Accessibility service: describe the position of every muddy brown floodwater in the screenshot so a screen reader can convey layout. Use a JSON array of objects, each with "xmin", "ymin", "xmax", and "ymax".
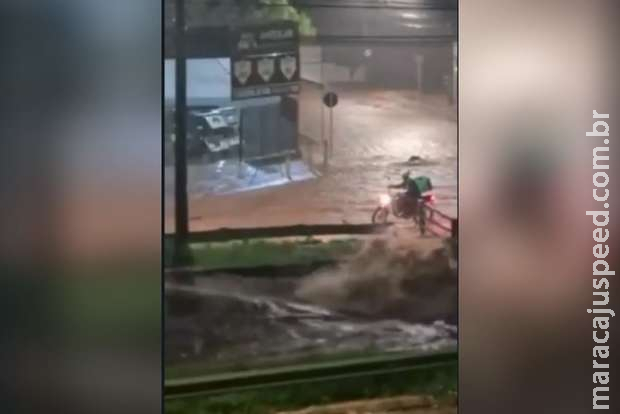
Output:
[
  {"xmin": 165, "ymin": 231, "xmax": 457, "ymax": 367},
  {"xmin": 164, "ymin": 86, "xmax": 456, "ymax": 232}
]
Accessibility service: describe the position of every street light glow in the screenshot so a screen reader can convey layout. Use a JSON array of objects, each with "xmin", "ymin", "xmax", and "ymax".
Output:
[
  {"xmin": 401, "ymin": 12, "xmax": 422, "ymax": 19},
  {"xmin": 403, "ymin": 23, "xmax": 425, "ymax": 29}
]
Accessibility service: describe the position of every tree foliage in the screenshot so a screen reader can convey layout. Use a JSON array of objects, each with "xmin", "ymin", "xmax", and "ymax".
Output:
[
  {"xmin": 238, "ymin": 0, "xmax": 317, "ymax": 36},
  {"xmin": 166, "ymin": 0, "xmax": 317, "ymax": 36}
]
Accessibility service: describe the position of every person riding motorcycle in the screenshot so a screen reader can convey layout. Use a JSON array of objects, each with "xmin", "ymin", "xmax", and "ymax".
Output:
[{"xmin": 388, "ymin": 171, "xmax": 433, "ymax": 215}]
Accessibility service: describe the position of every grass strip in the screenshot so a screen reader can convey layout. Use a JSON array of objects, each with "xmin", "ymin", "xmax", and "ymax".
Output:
[
  {"xmin": 165, "ymin": 238, "xmax": 362, "ymax": 270},
  {"xmin": 165, "ymin": 361, "xmax": 456, "ymax": 414}
]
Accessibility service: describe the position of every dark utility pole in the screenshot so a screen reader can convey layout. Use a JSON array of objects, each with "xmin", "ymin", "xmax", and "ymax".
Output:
[{"xmin": 174, "ymin": 0, "xmax": 190, "ymax": 265}]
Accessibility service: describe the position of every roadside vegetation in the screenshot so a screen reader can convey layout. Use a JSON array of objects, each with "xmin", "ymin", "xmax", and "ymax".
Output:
[
  {"xmin": 164, "ymin": 237, "xmax": 362, "ymax": 270},
  {"xmin": 165, "ymin": 362, "xmax": 457, "ymax": 414}
]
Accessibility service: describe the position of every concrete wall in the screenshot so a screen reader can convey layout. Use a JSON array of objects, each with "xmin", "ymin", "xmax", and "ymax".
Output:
[
  {"xmin": 320, "ymin": 43, "xmax": 453, "ymax": 92},
  {"xmin": 164, "ymin": 58, "xmax": 231, "ymax": 107},
  {"xmin": 300, "ymin": 45, "xmax": 367, "ymax": 85}
]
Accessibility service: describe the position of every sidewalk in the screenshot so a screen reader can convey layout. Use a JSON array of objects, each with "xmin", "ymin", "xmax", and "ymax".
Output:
[
  {"xmin": 277, "ymin": 395, "xmax": 456, "ymax": 414},
  {"xmin": 183, "ymin": 158, "xmax": 319, "ymax": 198}
]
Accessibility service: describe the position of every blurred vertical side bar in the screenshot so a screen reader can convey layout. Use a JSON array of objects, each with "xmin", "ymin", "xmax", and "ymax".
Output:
[
  {"xmin": 0, "ymin": 1, "xmax": 162, "ymax": 413},
  {"xmin": 460, "ymin": 1, "xmax": 619, "ymax": 413}
]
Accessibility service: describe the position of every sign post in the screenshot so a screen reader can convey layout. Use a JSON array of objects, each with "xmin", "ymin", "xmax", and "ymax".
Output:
[
  {"xmin": 322, "ymin": 92, "xmax": 338, "ymax": 158},
  {"xmin": 237, "ymin": 110, "xmax": 244, "ymax": 177},
  {"xmin": 415, "ymin": 53, "xmax": 425, "ymax": 98},
  {"xmin": 329, "ymin": 106, "xmax": 334, "ymax": 156}
]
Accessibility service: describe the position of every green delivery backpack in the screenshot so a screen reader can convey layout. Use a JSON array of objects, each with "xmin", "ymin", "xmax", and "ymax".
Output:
[{"xmin": 411, "ymin": 176, "xmax": 433, "ymax": 195}]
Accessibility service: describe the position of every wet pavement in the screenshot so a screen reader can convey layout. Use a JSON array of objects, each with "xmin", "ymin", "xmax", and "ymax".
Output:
[
  {"xmin": 164, "ymin": 87, "xmax": 456, "ymax": 232},
  {"xmin": 171, "ymin": 158, "xmax": 317, "ymax": 196},
  {"xmin": 276, "ymin": 395, "xmax": 456, "ymax": 414}
]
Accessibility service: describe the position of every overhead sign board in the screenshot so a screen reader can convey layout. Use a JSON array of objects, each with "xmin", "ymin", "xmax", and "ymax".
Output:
[{"xmin": 230, "ymin": 21, "xmax": 300, "ymax": 100}]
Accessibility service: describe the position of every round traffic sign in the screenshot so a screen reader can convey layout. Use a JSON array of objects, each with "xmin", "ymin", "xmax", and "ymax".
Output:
[{"xmin": 323, "ymin": 92, "xmax": 338, "ymax": 108}]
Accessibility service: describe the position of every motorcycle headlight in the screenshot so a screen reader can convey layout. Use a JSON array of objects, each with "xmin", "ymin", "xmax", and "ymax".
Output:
[{"xmin": 380, "ymin": 194, "xmax": 391, "ymax": 206}]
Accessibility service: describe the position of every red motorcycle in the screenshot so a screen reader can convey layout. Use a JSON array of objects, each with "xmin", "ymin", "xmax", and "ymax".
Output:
[{"xmin": 371, "ymin": 190, "xmax": 436, "ymax": 235}]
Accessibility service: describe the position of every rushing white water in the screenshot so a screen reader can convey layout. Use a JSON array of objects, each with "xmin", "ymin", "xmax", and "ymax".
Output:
[{"xmin": 166, "ymin": 233, "xmax": 457, "ymax": 365}]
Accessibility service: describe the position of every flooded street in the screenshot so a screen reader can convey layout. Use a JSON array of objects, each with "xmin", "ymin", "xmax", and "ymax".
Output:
[
  {"xmin": 164, "ymin": 87, "xmax": 457, "ymax": 369},
  {"xmin": 164, "ymin": 86, "xmax": 456, "ymax": 231},
  {"xmin": 166, "ymin": 234, "xmax": 457, "ymax": 367}
]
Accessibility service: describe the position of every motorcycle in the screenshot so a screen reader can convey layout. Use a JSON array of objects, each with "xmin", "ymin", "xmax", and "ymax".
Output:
[{"xmin": 371, "ymin": 190, "xmax": 436, "ymax": 235}]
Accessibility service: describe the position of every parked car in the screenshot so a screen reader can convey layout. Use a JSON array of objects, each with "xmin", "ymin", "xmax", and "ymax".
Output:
[
  {"xmin": 164, "ymin": 107, "xmax": 240, "ymax": 164},
  {"xmin": 190, "ymin": 108, "xmax": 240, "ymax": 157}
]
